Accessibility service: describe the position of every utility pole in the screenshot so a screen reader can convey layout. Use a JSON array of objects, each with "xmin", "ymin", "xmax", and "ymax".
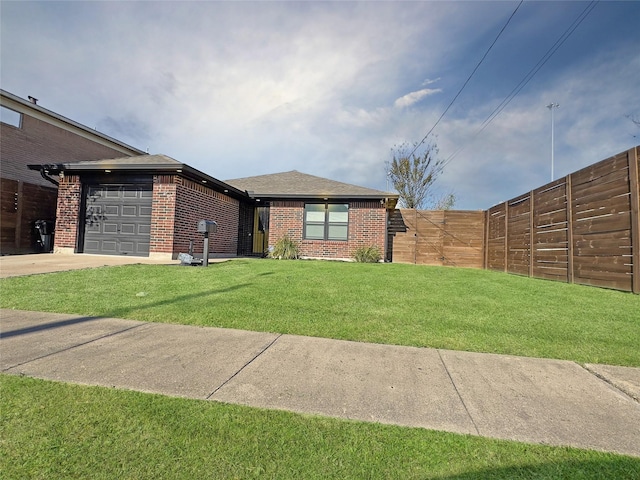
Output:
[{"xmin": 546, "ymin": 103, "xmax": 559, "ymax": 181}]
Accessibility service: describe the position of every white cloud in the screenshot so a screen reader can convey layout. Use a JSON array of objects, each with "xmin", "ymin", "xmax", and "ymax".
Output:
[
  {"xmin": 2, "ymin": 1, "xmax": 638, "ymax": 210},
  {"xmin": 394, "ymin": 88, "xmax": 442, "ymax": 108}
]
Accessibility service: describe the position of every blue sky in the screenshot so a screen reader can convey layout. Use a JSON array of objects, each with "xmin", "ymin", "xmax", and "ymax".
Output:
[{"xmin": 2, "ymin": 1, "xmax": 639, "ymax": 209}]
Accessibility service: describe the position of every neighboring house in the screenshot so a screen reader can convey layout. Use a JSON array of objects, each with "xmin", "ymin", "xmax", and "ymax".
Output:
[
  {"xmin": 225, "ymin": 171, "xmax": 398, "ymax": 260},
  {"xmin": 0, "ymin": 90, "xmax": 144, "ymax": 254},
  {"xmin": 41, "ymin": 157, "xmax": 398, "ymax": 261}
]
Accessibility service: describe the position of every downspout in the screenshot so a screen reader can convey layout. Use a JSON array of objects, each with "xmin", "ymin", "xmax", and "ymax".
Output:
[
  {"xmin": 39, "ymin": 167, "xmax": 59, "ymax": 187},
  {"xmin": 27, "ymin": 164, "xmax": 60, "ymax": 187}
]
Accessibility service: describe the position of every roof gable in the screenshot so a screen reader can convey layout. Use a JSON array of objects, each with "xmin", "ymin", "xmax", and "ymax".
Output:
[{"xmin": 226, "ymin": 170, "xmax": 396, "ymax": 199}]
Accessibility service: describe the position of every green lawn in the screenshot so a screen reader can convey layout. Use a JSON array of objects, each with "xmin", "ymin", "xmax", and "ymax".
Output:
[
  {"xmin": 2, "ymin": 375, "xmax": 639, "ymax": 480},
  {"xmin": 1, "ymin": 258, "xmax": 638, "ymax": 366}
]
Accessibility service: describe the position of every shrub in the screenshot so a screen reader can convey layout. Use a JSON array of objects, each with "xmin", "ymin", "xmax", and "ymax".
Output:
[
  {"xmin": 269, "ymin": 236, "xmax": 300, "ymax": 260},
  {"xmin": 354, "ymin": 245, "xmax": 382, "ymax": 263}
]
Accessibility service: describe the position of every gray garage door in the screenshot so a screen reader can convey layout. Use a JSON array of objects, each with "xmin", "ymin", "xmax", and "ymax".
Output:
[{"xmin": 83, "ymin": 184, "xmax": 153, "ymax": 256}]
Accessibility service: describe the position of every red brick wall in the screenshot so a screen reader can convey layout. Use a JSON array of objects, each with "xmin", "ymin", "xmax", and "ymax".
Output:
[
  {"xmin": 269, "ymin": 200, "xmax": 387, "ymax": 259},
  {"xmin": 150, "ymin": 176, "xmax": 239, "ymax": 257},
  {"xmin": 54, "ymin": 175, "xmax": 82, "ymax": 250},
  {"xmin": 172, "ymin": 178, "xmax": 239, "ymax": 256},
  {"xmin": 150, "ymin": 179, "xmax": 177, "ymax": 254}
]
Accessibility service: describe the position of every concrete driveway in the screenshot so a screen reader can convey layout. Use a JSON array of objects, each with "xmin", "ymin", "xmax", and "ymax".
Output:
[{"xmin": 0, "ymin": 253, "xmax": 234, "ymax": 278}]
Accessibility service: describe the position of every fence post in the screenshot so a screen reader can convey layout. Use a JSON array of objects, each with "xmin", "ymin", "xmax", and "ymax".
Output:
[
  {"xmin": 503, "ymin": 201, "xmax": 509, "ymax": 273},
  {"xmin": 414, "ymin": 208, "xmax": 418, "ymax": 265},
  {"xmin": 529, "ymin": 190, "xmax": 534, "ymax": 278},
  {"xmin": 629, "ymin": 147, "xmax": 640, "ymax": 294},
  {"xmin": 483, "ymin": 209, "xmax": 489, "ymax": 270},
  {"xmin": 566, "ymin": 174, "xmax": 575, "ymax": 285}
]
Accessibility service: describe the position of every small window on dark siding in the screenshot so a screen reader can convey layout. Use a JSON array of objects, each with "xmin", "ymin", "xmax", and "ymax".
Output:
[
  {"xmin": 304, "ymin": 203, "xmax": 349, "ymax": 241},
  {"xmin": 0, "ymin": 106, "xmax": 22, "ymax": 128}
]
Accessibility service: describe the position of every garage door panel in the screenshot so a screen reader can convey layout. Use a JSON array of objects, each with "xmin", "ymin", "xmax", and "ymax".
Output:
[
  {"xmin": 122, "ymin": 205, "xmax": 137, "ymax": 216},
  {"xmin": 103, "ymin": 223, "xmax": 118, "ymax": 234},
  {"xmin": 121, "ymin": 224, "xmax": 136, "ymax": 234},
  {"xmin": 105, "ymin": 188, "xmax": 120, "ymax": 198},
  {"xmin": 104, "ymin": 205, "xmax": 119, "ymax": 215},
  {"xmin": 83, "ymin": 184, "xmax": 153, "ymax": 257},
  {"xmin": 101, "ymin": 241, "xmax": 118, "ymax": 253}
]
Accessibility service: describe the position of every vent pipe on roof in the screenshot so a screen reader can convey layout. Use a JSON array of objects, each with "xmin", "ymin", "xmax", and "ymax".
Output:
[{"xmin": 28, "ymin": 96, "xmax": 38, "ymax": 105}]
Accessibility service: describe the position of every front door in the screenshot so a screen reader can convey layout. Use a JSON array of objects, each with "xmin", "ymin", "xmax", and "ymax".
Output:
[{"xmin": 252, "ymin": 206, "xmax": 269, "ymax": 255}]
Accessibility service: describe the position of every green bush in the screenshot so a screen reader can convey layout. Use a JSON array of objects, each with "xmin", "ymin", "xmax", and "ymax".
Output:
[
  {"xmin": 354, "ymin": 245, "xmax": 382, "ymax": 263},
  {"xmin": 269, "ymin": 236, "xmax": 300, "ymax": 260}
]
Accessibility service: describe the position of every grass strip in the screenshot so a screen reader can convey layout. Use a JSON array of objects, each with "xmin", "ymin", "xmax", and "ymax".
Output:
[
  {"xmin": 1, "ymin": 259, "xmax": 638, "ymax": 365},
  {"xmin": 2, "ymin": 375, "xmax": 639, "ymax": 479}
]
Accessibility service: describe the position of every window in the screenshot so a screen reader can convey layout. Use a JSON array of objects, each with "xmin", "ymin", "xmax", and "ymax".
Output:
[
  {"xmin": 304, "ymin": 203, "xmax": 349, "ymax": 241},
  {"xmin": 0, "ymin": 106, "xmax": 22, "ymax": 128}
]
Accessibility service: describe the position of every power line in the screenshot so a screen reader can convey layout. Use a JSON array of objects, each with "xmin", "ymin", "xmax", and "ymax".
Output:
[
  {"xmin": 407, "ymin": 0, "xmax": 524, "ymax": 159},
  {"xmin": 444, "ymin": 1, "xmax": 599, "ymax": 166}
]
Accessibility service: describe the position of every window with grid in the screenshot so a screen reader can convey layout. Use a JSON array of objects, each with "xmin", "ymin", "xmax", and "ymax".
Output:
[{"xmin": 304, "ymin": 203, "xmax": 349, "ymax": 241}]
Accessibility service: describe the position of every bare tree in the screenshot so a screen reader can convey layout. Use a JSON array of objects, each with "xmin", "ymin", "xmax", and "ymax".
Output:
[
  {"xmin": 432, "ymin": 192, "xmax": 456, "ymax": 210},
  {"xmin": 626, "ymin": 114, "xmax": 639, "ymax": 138},
  {"xmin": 387, "ymin": 140, "xmax": 452, "ymax": 209}
]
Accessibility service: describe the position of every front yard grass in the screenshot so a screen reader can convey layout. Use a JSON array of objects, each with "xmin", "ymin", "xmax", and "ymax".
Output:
[
  {"xmin": 1, "ymin": 258, "xmax": 638, "ymax": 366},
  {"xmin": 2, "ymin": 375, "xmax": 639, "ymax": 479}
]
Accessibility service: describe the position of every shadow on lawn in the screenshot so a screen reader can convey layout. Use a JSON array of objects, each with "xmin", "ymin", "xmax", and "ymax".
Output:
[
  {"xmin": 0, "ymin": 283, "xmax": 250, "ymax": 338},
  {"xmin": 105, "ymin": 282, "xmax": 252, "ymax": 320},
  {"xmin": 434, "ymin": 457, "xmax": 640, "ymax": 479}
]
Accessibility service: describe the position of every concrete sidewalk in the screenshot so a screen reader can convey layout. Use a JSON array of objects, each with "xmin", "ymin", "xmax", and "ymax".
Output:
[{"xmin": 1, "ymin": 309, "xmax": 639, "ymax": 458}]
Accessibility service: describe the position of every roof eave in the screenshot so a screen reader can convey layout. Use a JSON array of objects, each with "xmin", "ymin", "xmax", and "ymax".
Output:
[
  {"xmin": 247, "ymin": 193, "xmax": 398, "ymax": 200},
  {"xmin": 2, "ymin": 89, "xmax": 146, "ymax": 156},
  {"xmin": 27, "ymin": 162, "xmax": 248, "ymax": 200}
]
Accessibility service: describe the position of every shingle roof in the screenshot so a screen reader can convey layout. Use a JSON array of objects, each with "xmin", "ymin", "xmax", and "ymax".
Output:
[
  {"xmin": 56, "ymin": 154, "xmax": 181, "ymax": 168},
  {"xmin": 28, "ymin": 154, "xmax": 249, "ymax": 199},
  {"xmin": 225, "ymin": 170, "xmax": 397, "ymax": 199}
]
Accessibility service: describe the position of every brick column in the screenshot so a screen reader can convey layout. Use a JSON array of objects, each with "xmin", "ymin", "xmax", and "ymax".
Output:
[{"xmin": 54, "ymin": 175, "xmax": 81, "ymax": 253}]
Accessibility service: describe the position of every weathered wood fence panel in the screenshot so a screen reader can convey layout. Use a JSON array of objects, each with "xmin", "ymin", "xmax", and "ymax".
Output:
[
  {"xmin": 0, "ymin": 178, "xmax": 58, "ymax": 254},
  {"xmin": 485, "ymin": 146, "xmax": 639, "ymax": 293},
  {"xmin": 388, "ymin": 209, "xmax": 484, "ymax": 268}
]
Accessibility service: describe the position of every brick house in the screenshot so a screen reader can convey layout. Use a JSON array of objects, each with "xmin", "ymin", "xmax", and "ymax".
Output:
[
  {"xmin": 45, "ymin": 159, "xmax": 397, "ymax": 261},
  {"xmin": 226, "ymin": 171, "xmax": 398, "ymax": 260},
  {"xmin": 0, "ymin": 90, "xmax": 144, "ymax": 254},
  {"xmin": 45, "ymin": 155, "xmax": 247, "ymax": 259},
  {"xmin": 6, "ymin": 89, "xmax": 399, "ymax": 261}
]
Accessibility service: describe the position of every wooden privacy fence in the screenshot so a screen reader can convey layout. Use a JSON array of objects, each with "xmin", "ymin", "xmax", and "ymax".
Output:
[
  {"xmin": 389, "ymin": 146, "xmax": 639, "ymax": 293},
  {"xmin": 388, "ymin": 209, "xmax": 485, "ymax": 268},
  {"xmin": 486, "ymin": 146, "xmax": 639, "ymax": 293}
]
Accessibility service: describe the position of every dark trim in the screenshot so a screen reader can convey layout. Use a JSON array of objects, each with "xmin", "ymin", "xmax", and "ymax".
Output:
[
  {"xmin": 303, "ymin": 202, "xmax": 349, "ymax": 242},
  {"xmin": 28, "ymin": 162, "xmax": 249, "ymax": 201}
]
